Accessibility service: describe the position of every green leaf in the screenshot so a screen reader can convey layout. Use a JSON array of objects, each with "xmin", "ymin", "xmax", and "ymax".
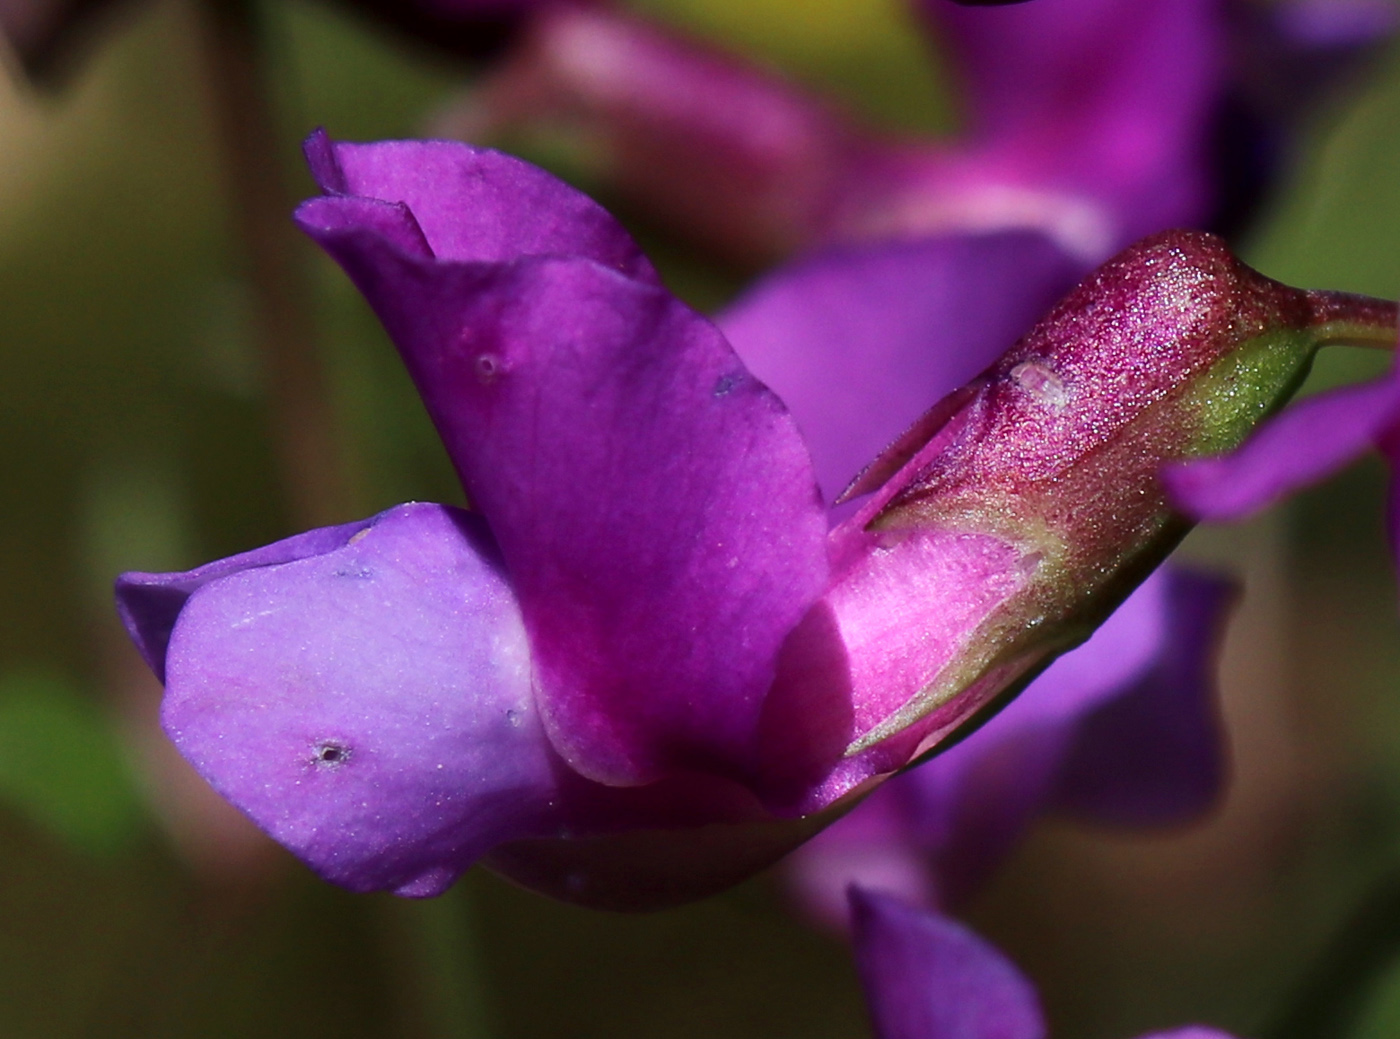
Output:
[
  {"xmin": 0, "ymin": 672, "xmax": 145, "ymax": 856},
  {"xmin": 1350, "ymin": 955, "xmax": 1400, "ymax": 1039}
]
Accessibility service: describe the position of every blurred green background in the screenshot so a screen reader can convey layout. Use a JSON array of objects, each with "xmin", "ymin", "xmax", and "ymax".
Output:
[{"xmin": 1, "ymin": 0, "xmax": 1399, "ymax": 1036}]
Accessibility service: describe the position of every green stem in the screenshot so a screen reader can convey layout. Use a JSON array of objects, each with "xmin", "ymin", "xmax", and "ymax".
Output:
[
  {"xmin": 1266, "ymin": 866, "xmax": 1400, "ymax": 1039},
  {"xmin": 385, "ymin": 884, "xmax": 499, "ymax": 1039},
  {"xmin": 1305, "ymin": 290, "xmax": 1399, "ymax": 351},
  {"xmin": 195, "ymin": 0, "xmax": 354, "ymax": 528}
]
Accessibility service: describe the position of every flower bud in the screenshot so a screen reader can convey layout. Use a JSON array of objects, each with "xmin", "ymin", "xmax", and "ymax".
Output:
[{"xmin": 834, "ymin": 229, "xmax": 1396, "ymax": 752}]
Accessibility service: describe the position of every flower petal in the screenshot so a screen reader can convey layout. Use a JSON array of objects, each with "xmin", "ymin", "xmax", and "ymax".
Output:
[
  {"xmin": 297, "ymin": 135, "xmax": 830, "ymax": 789},
  {"xmin": 717, "ymin": 233, "xmax": 1083, "ymax": 503},
  {"xmin": 1165, "ymin": 368, "xmax": 1400, "ymax": 520},
  {"xmin": 1052, "ymin": 569, "xmax": 1233, "ymax": 825},
  {"xmin": 850, "ymin": 888, "xmax": 1047, "ymax": 1039},
  {"xmin": 302, "ymin": 130, "xmax": 660, "ymax": 280},
  {"xmin": 918, "ymin": 0, "xmax": 1224, "ymax": 244},
  {"xmin": 786, "ymin": 570, "xmax": 1176, "ymax": 914},
  {"xmin": 115, "ymin": 517, "xmax": 376, "ymax": 683},
  {"xmin": 156, "ymin": 503, "xmax": 560, "ymax": 896}
]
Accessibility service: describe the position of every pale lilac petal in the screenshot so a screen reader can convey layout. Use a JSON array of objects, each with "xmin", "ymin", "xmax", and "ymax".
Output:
[
  {"xmin": 297, "ymin": 134, "xmax": 829, "ymax": 789},
  {"xmin": 1137, "ymin": 1031, "xmax": 1240, "ymax": 1039},
  {"xmin": 850, "ymin": 888, "xmax": 1047, "ymax": 1039},
  {"xmin": 155, "ymin": 503, "xmax": 561, "ymax": 896},
  {"xmin": 1053, "ymin": 570, "xmax": 1232, "ymax": 825},
  {"xmin": 1165, "ymin": 370, "xmax": 1400, "ymax": 520},
  {"xmin": 717, "ymin": 233, "xmax": 1083, "ymax": 502},
  {"xmin": 115, "ymin": 517, "xmax": 375, "ymax": 683},
  {"xmin": 884, "ymin": 573, "xmax": 1174, "ymax": 904}
]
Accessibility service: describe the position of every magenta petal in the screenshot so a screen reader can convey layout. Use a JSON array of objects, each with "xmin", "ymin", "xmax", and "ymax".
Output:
[
  {"xmin": 298, "ymin": 135, "xmax": 829, "ymax": 789},
  {"xmin": 1053, "ymin": 570, "xmax": 1233, "ymax": 825},
  {"xmin": 157, "ymin": 503, "xmax": 560, "ymax": 896},
  {"xmin": 1165, "ymin": 368, "xmax": 1400, "ymax": 520},
  {"xmin": 850, "ymin": 888, "xmax": 1047, "ymax": 1039},
  {"xmin": 717, "ymin": 233, "xmax": 1083, "ymax": 502},
  {"xmin": 786, "ymin": 567, "xmax": 1229, "ymax": 913},
  {"xmin": 885, "ymin": 573, "xmax": 1172, "ymax": 905},
  {"xmin": 116, "ymin": 517, "xmax": 376, "ymax": 682}
]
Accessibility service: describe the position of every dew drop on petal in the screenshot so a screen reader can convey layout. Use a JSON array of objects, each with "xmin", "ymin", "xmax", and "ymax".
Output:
[{"xmin": 1012, "ymin": 360, "xmax": 1069, "ymax": 407}]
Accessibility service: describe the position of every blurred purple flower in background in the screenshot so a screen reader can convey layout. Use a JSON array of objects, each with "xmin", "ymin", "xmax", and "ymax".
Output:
[
  {"xmin": 456, "ymin": 0, "xmax": 1395, "ymax": 266},
  {"xmin": 113, "ymin": 131, "xmax": 1396, "ymax": 909},
  {"xmin": 851, "ymin": 886, "xmax": 1240, "ymax": 1039}
]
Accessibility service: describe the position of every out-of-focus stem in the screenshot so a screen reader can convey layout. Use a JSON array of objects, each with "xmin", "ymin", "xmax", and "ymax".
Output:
[
  {"xmin": 1266, "ymin": 866, "xmax": 1400, "ymax": 1039},
  {"xmin": 382, "ymin": 884, "xmax": 499, "ymax": 1039},
  {"xmin": 194, "ymin": 0, "xmax": 353, "ymax": 529}
]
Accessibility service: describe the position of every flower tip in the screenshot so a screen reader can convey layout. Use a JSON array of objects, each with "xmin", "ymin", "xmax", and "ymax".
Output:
[
  {"xmin": 303, "ymin": 127, "xmax": 347, "ymax": 195},
  {"xmin": 114, "ymin": 573, "xmax": 187, "ymax": 683},
  {"xmin": 124, "ymin": 504, "xmax": 565, "ymax": 895},
  {"xmin": 849, "ymin": 887, "xmax": 1046, "ymax": 1039}
]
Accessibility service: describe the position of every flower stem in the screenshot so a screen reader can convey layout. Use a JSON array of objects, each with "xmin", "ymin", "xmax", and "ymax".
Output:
[
  {"xmin": 1305, "ymin": 290, "xmax": 1398, "ymax": 351},
  {"xmin": 383, "ymin": 883, "xmax": 499, "ymax": 1039},
  {"xmin": 1266, "ymin": 866, "xmax": 1400, "ymax": 1039},
  {"xmin": 194, "ymin": 0, "xmax": 354, "ymax": 529}
]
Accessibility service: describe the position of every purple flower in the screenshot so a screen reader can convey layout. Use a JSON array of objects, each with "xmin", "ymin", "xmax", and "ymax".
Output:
[
  {"xmin": 115, "ymin": 134, "xmax": 1395, "ymax": 907},
  {"xmin": 788, "ymin": 569, "xmax": 1232, "ymax": 925},
  {"xmin": 851, "ymin": 887, "xmax": 1239, "ymax": 1039},
  {"xmin": 457, "ymin": 0, "xmax": 1392, "ymax": 265},
  {"xmin": 715, "ymin": 233, "xmax": 1085, "ymax": 505},
  {"xmin": 713, "ymin": 229, "xmax": 1234, "ymax": 922},
  {"xmin": 1166, "ymin": 355, "xmax": 1400, "ymax": 560}
]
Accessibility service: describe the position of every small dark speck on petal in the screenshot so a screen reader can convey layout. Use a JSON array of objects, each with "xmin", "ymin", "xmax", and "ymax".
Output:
[
  {"xmin": 313, "ymin": 741, "xmax": 351, "ymax": 768},
  {"xmin": 476, "ymin": 353, "xmax": 503, "ymax": 385},
  {"xmin": 713, "ymin": 372, "xmax": 742, "ymax": 397}
]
